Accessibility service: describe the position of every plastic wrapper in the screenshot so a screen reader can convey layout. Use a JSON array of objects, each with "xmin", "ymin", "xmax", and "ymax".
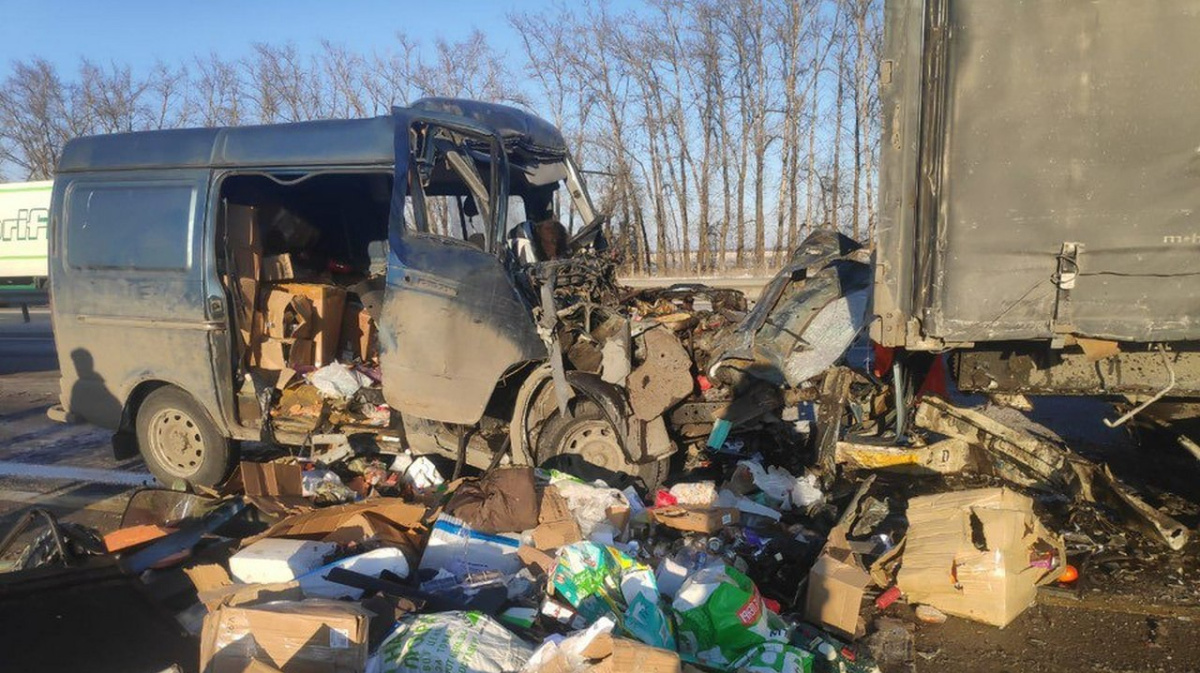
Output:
[
  {"xmin": 548, "ymin": 478, "xmax": 629, "ymax": 540},
  {"xmin": 308, "ymin": 363, "xmax": 372, "ymax": 398},
  {"xmin": 671, "ymin": 563, "xmax": 788, "ymax": 668},
  {"xmin": 668, "ymin": 482, "xmax": 719, "ymax": 507},
  {"xmin": 734, "ymin": 461, "xmax": 798, "ymax": 510},
  {"xmin": 521, "ymin": 616, "xmax": 616, "ymax": 673},
  {"xmin": 390, "ymin": 451, "xmax": 445, "ymax": 490},
  {"xmin": 550, "ymin": 542, "xmax": 675, "ymax": 651},
  {"xmin": 790, "ymin": 474, "xmax": 825, "ymax": 509},
  {"xmin": 369, "ymin": 610, "xmax": 534, "ymax": 673}
]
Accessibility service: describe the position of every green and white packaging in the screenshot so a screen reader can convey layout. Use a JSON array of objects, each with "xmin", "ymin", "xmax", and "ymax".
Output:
[
  {"xmin": 550, "ymin": 541, "xmax": 675, "ymax": 651},
  {"xmin": 671, "ymin": 563, "xmax": 789, "ymax": 667},
  {"xmin": 733, "ymin": 643, "xmax": 815, "ymax": 673},
  {"xmin": 369, "ymin": 610, "xmax": 534, "ymax": 673}
]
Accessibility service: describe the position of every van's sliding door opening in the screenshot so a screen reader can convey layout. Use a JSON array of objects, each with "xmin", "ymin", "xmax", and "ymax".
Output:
[{"xmin": 215, "ymin": 171, "xmax": 393, "ymax": 436}]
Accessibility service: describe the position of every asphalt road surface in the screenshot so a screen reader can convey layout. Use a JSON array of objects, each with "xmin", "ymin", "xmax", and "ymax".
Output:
[{"xmin": 0, "ymin": 307, "xmax": 153, "ymax": 565}]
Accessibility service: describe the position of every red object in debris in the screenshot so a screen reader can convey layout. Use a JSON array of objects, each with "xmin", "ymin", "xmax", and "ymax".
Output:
[
  {"xmin": 654, "ymin": 490, "xmax": 678, "ymax": 508},
  {"xmin": 875, "ymin": 585, "xmax": 902, "ymax": 610},
  {"xmin": 763, "ymin": 597, "xmax": 781, "ymax": 614},
  {"xmin": 697, "ymin": 375, "xmax": 713, "ymax": 392},
  {"xmin": 328, "ymin": 259, "xmax": 354, "ymax": 274},
  {"xmin": 1058, "ymin": 564, "xmax": 1080, "ymax": 584}
]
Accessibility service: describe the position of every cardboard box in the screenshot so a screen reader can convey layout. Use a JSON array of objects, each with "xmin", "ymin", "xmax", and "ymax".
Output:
[
  {"xmin": 262, "ymin": 253, "xmax": 299, "ymax": 282},
  {"xmin": 895, "ymin": 487, "xmax": 1066, "ymax": 627},
  {"xmin": 241, "ymin": 461, "xmax": 311, "ymax": 513},
  {"xmin": 340, "ymin": 305, "xmax": 378, "ymax": 363},
  {"xmin": 532, "ymin": 486, "xmax": 583, "ymax": 550},
  {"xmin": 226, "ymin": 204, "xmax": 261, "ymax": 252},
  {"xmin": 244, "ymin": 500, "xmax": 427, "ymax": 557},
  {"xmin": 804, "ymin": 548, "xmax": 871, "ymax": 639},
  {"xmin": 199, "ymin": 599, "xmax": 369, "ymax": 673},
  {"xmin": 257, "ymin": 338, "xmax": 316, "ymax": 370},
  {"xmin": 649, "ymin": 506, "xmax": 738, "ymax": 534},
  {"xmin": 532, "ymin": 519, "xmax": 583, "ymax": 551},
  {"xmin": 277, "ymin": 283, "xmax": 346, "ymax": 367},
  {"xmin": 581, "ymin": 635, "xmax": 681, "ymax": 673},
  {"xmin": 263, "ymin": 290, "xmax": 314, "ymax": 340},
  {"xmin": 229, "ymin": 538, "xmax": 338, "ymax": 584},
  {"xmin": 242, "ymin": 461, "xmax": 303, "ymax": 497}
]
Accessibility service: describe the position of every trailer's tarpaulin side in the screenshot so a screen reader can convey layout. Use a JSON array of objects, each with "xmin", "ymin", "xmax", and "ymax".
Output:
[{"xmin": 878, "ymin": 0, "xmax": 1200, "ymax": 346}]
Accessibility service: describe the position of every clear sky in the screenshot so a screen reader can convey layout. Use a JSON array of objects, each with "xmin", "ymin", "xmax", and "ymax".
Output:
[{"xmin": 0, "ymin": 0, "xmax": 567, "ymax": 73}]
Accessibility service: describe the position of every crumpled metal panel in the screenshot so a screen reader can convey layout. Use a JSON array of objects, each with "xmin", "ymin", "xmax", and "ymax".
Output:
[{"xmin": 709, "ymin": 230, "xmax": 872, "ymax": 388}]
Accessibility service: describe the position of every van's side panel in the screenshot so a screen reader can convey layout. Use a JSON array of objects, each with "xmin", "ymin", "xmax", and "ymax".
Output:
[{"xmin": 50, "ymin": 169, "xmax": 228, "ymax": 431}]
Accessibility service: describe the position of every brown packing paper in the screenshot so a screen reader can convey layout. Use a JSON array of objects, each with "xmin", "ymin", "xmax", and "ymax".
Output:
[{"xmin": 895, "ymin": 487, "xmax": 1066, "ymax": 628}]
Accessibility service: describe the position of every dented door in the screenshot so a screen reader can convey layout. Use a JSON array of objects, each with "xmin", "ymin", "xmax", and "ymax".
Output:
[{"xmin": 378, "ymin": 111, "xmax": 543, "ymax": 425}]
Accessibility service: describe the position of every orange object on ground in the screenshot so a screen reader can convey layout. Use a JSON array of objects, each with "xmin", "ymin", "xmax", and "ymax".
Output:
[
  {"xmin": 103, "ymin": 524, "xmax": 175, "ymax": 553},
  {"xmin": 1058, "ymin": 564, "xmax": 1080, "ymax": 583}
]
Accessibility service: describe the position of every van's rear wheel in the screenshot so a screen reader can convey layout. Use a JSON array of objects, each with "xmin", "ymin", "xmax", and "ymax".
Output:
[{"xmin": 136, "ymin": 387, "xmax": 233, "ymax": 487}]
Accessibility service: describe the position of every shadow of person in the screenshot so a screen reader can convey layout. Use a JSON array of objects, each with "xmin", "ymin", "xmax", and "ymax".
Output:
[{"xmin": 66, "ymin": 348, "xmax": 123, "ymax": 431}]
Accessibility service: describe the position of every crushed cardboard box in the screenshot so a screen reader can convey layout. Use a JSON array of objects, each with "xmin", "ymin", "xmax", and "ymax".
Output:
[
  {"xmin": 895, "ymin": 487, "xmax": 1065, "ymax": 628},
  {"xmin": 199, "ymin": 599, "xmax": 369, "ymax": 673},
  {"xmin": 649, "ymin": 506, "xmax": 738, "ymax": 534}
]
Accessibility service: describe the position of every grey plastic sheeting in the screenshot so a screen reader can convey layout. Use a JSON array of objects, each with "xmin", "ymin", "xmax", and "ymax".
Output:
[{"xmin": 879, "ymin": 0, "xmax": 1200, "ymax": 344}]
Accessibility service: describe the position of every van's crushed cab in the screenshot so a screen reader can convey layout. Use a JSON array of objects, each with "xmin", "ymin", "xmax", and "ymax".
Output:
[{"xmin": 48, "ymin": 98, "xmax": 869, "ymax": 488}]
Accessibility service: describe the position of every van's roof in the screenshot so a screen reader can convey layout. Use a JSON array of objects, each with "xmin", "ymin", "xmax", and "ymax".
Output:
[
  {"xmin": 56, "ymin": 99, "xmax": 568, "ymax": 174},
  {"xmin": 57, "ymin": 116, "xmax": 396, "ymax": 173}
]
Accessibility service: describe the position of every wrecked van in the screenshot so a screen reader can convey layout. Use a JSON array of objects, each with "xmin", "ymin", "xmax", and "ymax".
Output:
[
  {"xmin": 48, "ymin": 98, "xmax": 870, "ymax": 487},
  {"xmin": 875, "ymin": 0, "xmax": 1200, "ymax": 428}
]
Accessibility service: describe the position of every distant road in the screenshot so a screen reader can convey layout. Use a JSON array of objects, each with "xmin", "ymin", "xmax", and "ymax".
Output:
[
  {"xmin": 619, "ymin": 276, "xmax": 771, "ymax": 297},
  {"xmin": 0, "ymin": 306, "xmax": 56, "ymax": 374}
]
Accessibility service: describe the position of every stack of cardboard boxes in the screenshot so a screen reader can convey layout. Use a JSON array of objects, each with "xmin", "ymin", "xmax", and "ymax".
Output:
[{"xmin": 224, "ymin": 204, "xmax": 348, "ymax": 371}]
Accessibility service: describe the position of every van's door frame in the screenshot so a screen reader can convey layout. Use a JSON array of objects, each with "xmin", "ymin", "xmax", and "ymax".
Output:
[{"xmin": 208, "ymin": 166, "xmax": 394, "ymax": 440}]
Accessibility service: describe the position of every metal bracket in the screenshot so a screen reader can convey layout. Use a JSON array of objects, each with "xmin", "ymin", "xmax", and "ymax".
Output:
[{"xmin": 1104, "ymin": 344, "xmax": 1176, "ymax": 428}]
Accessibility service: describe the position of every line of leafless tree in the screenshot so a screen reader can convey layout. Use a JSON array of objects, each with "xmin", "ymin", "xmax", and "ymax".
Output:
[{"xmin": 0, "ymin": 0, "xmax": 882, "ymax": 273}]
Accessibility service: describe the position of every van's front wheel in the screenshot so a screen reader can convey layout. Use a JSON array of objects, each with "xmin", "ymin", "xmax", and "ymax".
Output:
[{"xmin": 136, "ymin": 387, "xmax": 233, "ymax": 487}]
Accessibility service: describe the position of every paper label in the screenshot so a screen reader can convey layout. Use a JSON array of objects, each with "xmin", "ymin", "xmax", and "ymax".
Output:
[{"xmin": 330, "ymin": 627, "xmax": 350, "ymax": 649}]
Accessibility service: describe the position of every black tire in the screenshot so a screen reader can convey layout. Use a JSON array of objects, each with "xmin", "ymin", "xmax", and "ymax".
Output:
[
  {"xmin": 136, "ymin": 387, "xmax": 234, "ymax": 487},
  {"xmin": 537, "ymin": 399, "xmax": 668, "ymax": 492}
]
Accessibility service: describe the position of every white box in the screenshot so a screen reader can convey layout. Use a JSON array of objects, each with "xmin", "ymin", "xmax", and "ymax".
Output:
[
  {"xmin": 229, "ymin": 538, "xmax": 338, "ymax": 584},
  {"xmin": 299, "ymin": 547, "xmax": 411, "ymax": 599}
]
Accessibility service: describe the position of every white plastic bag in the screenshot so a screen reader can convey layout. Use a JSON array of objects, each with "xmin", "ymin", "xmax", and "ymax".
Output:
[{"xmin": 308, "ymin": 363, "xmax": 371, "ymax": 398}]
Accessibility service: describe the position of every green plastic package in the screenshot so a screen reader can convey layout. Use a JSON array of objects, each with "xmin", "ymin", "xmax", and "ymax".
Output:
[
  {"xmin": 550, "ymin": 541, "xmax": 675, "ymax": 651},
  {"xmin": 671, "ymin": 563, "xmax": 789, "ymax": 667}
]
